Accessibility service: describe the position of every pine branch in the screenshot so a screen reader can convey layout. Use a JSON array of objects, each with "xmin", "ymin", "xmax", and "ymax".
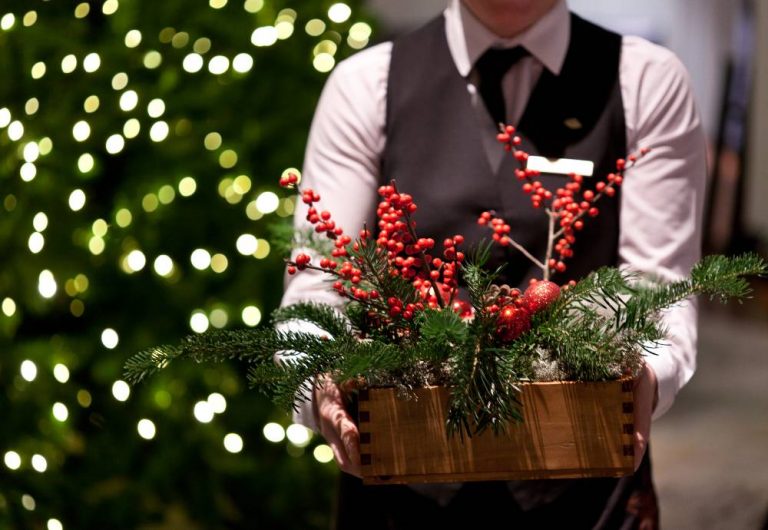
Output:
[{"xmin": 270, "ymin": 302, "xmax": 352, "ymax": 340}]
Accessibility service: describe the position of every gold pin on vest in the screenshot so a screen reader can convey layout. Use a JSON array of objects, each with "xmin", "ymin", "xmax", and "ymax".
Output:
[{"xmin": 564, "ymin": 117, "xmax": 583, "ymax": 129}]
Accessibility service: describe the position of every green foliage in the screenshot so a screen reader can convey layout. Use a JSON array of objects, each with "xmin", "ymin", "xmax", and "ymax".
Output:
[
  {"xmin": 0, "ymin": 1, "xmax": 374, "ymax": 528},
  {"xmin": 126, "ymin": 253, "xmax": 767, "ymax": 439}
]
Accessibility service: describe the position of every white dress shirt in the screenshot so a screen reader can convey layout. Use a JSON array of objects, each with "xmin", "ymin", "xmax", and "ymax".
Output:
[{"xmin": 282, "ymin": 0, "xmax": 707, "ymax": 430}]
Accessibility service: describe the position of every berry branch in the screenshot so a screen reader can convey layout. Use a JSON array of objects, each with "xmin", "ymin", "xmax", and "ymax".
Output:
[{"xmin": 479, "ymin": 125, "xmax": 651, "ymax": 281}]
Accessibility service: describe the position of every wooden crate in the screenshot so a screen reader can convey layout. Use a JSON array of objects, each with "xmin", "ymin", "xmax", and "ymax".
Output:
[{"xmin": 358, "ymin": 379, "xmax": 635, "ymax": 485}]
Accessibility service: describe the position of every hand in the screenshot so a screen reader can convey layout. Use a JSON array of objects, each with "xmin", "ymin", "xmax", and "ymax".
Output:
[
  {"xmin": 633, "ymin": 361, "xmax": 658, "ymax": 471},
  {"xmin": 313, "ymin": 376, "xmax": 361, "ymax": 477}
]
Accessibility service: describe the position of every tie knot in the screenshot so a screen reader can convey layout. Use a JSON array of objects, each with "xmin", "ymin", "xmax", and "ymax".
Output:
[
  {"xmin": 475, "ymin": 46, "xmax": 528, "ymax": 82},
  {"xmin": 474, "ymin": 46, "xmax": 528, "ymax": 126}
]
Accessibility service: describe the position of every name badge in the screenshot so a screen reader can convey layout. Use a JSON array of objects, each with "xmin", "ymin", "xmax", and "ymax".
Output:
[{"xmin": 526, "ymin": 156, "xmax": 594, "ymax": 177}]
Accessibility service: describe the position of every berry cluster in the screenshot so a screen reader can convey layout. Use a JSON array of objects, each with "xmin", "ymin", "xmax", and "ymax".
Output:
[
  {"xmin": 376, "ymin": 184, "xmax": 467, "ymax": 315},
  {"xmin": 279, "ymin": 177, "xmax": 474, "ymax": 324},
  {"xmin": 481, "ymin": 126, "xmax": 650, "ymax": 277}
]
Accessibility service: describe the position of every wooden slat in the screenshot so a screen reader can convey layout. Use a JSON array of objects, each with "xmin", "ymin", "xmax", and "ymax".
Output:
[{"xmin": 359, "ymin": 379, "xmax": 634, "ymax": 485}]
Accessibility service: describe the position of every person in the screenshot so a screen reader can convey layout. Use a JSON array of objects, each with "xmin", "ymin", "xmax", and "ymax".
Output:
[{"xmin": 281, "ymin": 0, "xmax": 706, "ymax": 527}]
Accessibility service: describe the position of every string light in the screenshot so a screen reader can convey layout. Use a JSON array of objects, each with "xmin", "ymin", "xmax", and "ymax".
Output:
[
  {"xmin": 119, "ymin": 90, "xmax": 138, "ymax": 111},
  {"xmin": 1, "ymin": 13, "xmax": 16, "ymax": 31},
  {"xmin": 31, "ymin": 62, "xmax": 46, "ymax": 79},
  {"xmin": 241, "ymin": 305, "xmax": 261, "ymax": 326},
  {"xmin": 21, "ymin": 495, "xmax": 35, "ymax": 511},
  {"xmin": 105, "ymin": 134, "xmax": 125, "ymax": 154},
  {"xmin": 4, "ymin": 451, "xmax": 21, "ymax": 470},
  {"xmin": 69, "ymin": 189, "xmax": 86, "ymax": 211},
  {"xmin": 23, "ymin": 142, "xmax": 40, "ymax": 162},
  {"xmin": 305, "ymin": 19, "xmax": 326, "ymax": 36},
  {"xmin": 149, "ymin": 121, "xmax": 169, "ymax": 142},
  {"xmin": 112, "ymin": 380, "xmax": 130, "ymax": 401},
  {"xmin": 313, "ymin": 444, "xmax": 334, "ymax": 463},
  {"xmin": 125, "ymin": 29, "xmax": 142, "ymax": 48},
  {"xmin": 77, "ymin": 389, "xmax": 92, "ymax": 407},
  {"xmin": 61, "ymin": 54, "xmax": 78, "ymax": 74},
  {"xmin": 123, "ymin": 118, "xmax": 141, "ymax": 138},
  {"xmin": 25, "ymin": 98, "xmax": 40, "ymax": 115},
  {"xmin": 204, "ymin": 132, "xmax": 222, "ymax": 150},
  {"xmin": 112, "ymin": 72, "xmax": 129, "ymax": 90},
  {"xmin": 47, "ymin": 519, "xmax": 64, "ymax": 530},
  {"xmin": 23, "ymin": 11, "xmax": 38, "ymax": 27},
  {"xmin": 103, "ymin": 0, "xmax": 119, "ymax": 16},
  {"xmin": 223, "ymin": 433, "xmax": 243, "ymax": 453},
  {"xmin": 21, "ymin": 360, "xmax": 38, "ymax": 382},
  {"xmin": 313, "ymin": 53, "xmax": 335, "ymax": 73},
  {"xmin": 53, "ymin": 364, "xmax": 70, "ymax": 383},
  {"xmin": 158, "ymin": 180, "xmax": 175, "ymax": 200},
  {"xmin": 74, "ymin": 3, "xmax": 90, "ymax": 18},
  {"xmin": 209, "ymin": 307, "xmax": 228, "ymax": 326},
  {"xmin": 137, "ymin": 419, "xmax": 156, "ymax": 439},
  {"xmin": 143, "ymin": 51, "xmax": 162, "ymax": 69},
  {"xmin": 52, "ymin": 402, "xmax": 69, "ymax": 421},
  {"xmin": 101, "ymin": 328, "xmax": 119, "ymax": 349},
  {"xmin": 193, "ymin": 400, "xmax": 214, "ymax": 422},
  {"xmin": 328, "ymin": 3, "xmax": 352, "ymax": 23},
  {"xmin": 153, "ymin": 255, "xmax": 174, "ymax": 277},
  {"xmin": 115, "ymin": 208, "xmax": 132, "ymax": 227},
  {"xmin": 39, "ymin": 137, "xmax": 53, "ymax": 155},
  {"xmin": 72, "ymin": 120, "xmax": 91, "ymax": 141},
  {"xmin": 126, "ymin": 250, "xmax": 147, "ymax": 272},
  {"xmin": 255, "ymin": 191, "xmax": 279, "ymax": 213},
  {"xmin": 193, "ymin": 37, "xmax": 211, "ymax": 54},
  {"xmin": 210, "ymin": 253, "xmax": 228, "ymax": 273},
  {"xmin": 92, "ymin": 219, "xmax": 108, "ymax": 237},
  {"xmin": 208, "ymin": 55, "xmax": 230, "ymax": 75},
  {"xmin": 178, "ymin": 176, "xmax": 197, "ymax": 196},
  {"xmin": 286, "ymin": 424, "xmax": 312, "ymax": 447},
  {"xmin": 190, "ymin": 311, "xmax": 209, "ymax": 333},
  {"xmin": 262, "ymin": 422, "xmax": 285, "ymax": 443},
  {"xmin": 142, "ymin": 190, "xmax": 160, "ymax": 209},
  {"xmin": 232, "ymin": 53, "xmax": 253, "ymax": 73},
  {"xmin": 0, "ymin": 107, "xmax": 10, "ymax": 127},
  {"xmin": 147, "ymin": 99, "xmax": 165, "ymax": 118},
  {"xmin": 33, "ymin": 212, "xmax": 49, "ymax": 231},
  {"xmin": 210, "ymin": 0, "xmax": 227, "ymax": 8},
  {"xmin": 20, "ymin": 163, "xmax": 37, "ymax": 182},
  {"xmin": 31, "ymin": 454, "xmax": 48, "ymax": 473},
  {"xmin": 183, "ymin": 53, "xmax": 204, "ymax": 73},
  {"xmin": 243, "ymin": 0, "xmax": 264, "ymax": 14},
  {"xmin": 208, "ymin": 392, "xmax": 227, "ymax": 413},
  {"xmin": 190, "ymin": 248, "xmax": 211, "ymax": 270},
  {"xmin": 84, "ymin": 95, "xmax": 100, "ymax": 113},
  {"xmin": 219, "ymin": 149, "xmax": 237, "ymax": 168},
  {"xmin": 38, "ymin": 270, "xmax": 58, "ymax": 298},
  {"xmin": 251, "ymin": 26, "xmax": 278, "ymax": 47},
  {"xmin": 8, "ymin": 120, "xmax": 24, "ymax": 140},
  {"xmin": 78, "ymin": 153, "xmax": 95, "ymax": 173},
  {"xmin": 83, "ymin": 52, "xmax": 101, "ymax": 72},
  {"xmin": 28, "ymin": 232, "xmax": 45, "ymax": 253},
  {"xmin": 2, "ymin": 297, "xmax": 16, "ymax": 317},
  {"xmin": 171, "ymin": 32, "xmax": 189, "ymax": 48},
  {"xmin": 236, "ymin": 234, "xmax": 258, "ymax": 255}
]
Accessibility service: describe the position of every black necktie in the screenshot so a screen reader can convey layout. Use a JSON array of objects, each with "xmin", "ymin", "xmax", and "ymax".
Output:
[{"xmin": 474, "ymin": 46, "xmax": 528, "ymax": 126}]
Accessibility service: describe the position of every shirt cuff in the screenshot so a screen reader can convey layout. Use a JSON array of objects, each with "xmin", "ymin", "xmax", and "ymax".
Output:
[
  {"xmin": 274, "ymin": 319, "xmax": 334, "ymax": 434},
  {"xmin": 643, "ymin": 342, "xmax": 681, "ymax": 421}
]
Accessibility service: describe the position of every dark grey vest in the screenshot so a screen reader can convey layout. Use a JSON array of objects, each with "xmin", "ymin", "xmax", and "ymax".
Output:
[{"xmin": 382, "ymin": 14, "xmax": 626, "ymax": 288}]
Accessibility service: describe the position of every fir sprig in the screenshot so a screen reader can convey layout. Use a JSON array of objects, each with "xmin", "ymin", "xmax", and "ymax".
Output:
[{"xmin": 125, "ymin": 252, "xmax": 766, "ymax": 437}]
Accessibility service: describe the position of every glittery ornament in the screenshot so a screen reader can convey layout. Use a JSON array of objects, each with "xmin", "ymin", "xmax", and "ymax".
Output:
[
  {"xmin": 495, "ymin": 305, "xmax": 531, "ymax": 342},
  {"xmin": 523, "ymin": 280, "xmax": 561, "ymax": 314}
]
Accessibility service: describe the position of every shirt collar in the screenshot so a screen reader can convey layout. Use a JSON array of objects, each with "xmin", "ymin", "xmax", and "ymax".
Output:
[{"xmin": 444, "ymin": 0, "xmax": 570, "ymax": 77}]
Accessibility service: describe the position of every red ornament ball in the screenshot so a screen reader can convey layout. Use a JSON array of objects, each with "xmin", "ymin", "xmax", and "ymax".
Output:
[
  {"xmin": 495, "ymin": 305, "xmax": 531, "ymax": 342},
  {"xmin": 523, "ymin": 280, "xmax": 561, "ymax": 314}
]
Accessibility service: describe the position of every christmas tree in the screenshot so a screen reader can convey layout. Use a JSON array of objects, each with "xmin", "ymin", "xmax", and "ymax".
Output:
[{"xmin": 0, "ymin": 1, "xmax": 372, "ymax": 528}]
